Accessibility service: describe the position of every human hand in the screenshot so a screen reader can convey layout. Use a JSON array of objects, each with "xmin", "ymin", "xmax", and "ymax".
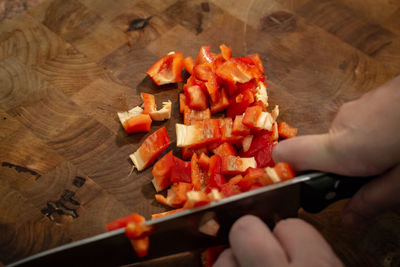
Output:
[
  {"xmin": 213, "ymin": 215, "xmax": 343, "ymax": 267},
  {"xmin": 273, "ymin": 75, "xmax": 400, "ymax": 226}
]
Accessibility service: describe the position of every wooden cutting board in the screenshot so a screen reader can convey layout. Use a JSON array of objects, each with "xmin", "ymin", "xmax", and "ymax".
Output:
[{"xmin": 1, "ymin": 0, "xmax": 400, "ymax": 266}]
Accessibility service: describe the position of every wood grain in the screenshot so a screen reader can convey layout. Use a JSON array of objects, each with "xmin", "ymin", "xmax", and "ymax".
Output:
[{"xmin": 1, "ymin": 0, "xmax": 400, "ymax": 266}]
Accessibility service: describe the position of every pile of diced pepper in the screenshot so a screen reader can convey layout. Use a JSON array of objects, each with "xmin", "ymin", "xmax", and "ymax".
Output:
[{"xmin": 108, "ymin": 44, "xmax": 298, "ymax": 262}]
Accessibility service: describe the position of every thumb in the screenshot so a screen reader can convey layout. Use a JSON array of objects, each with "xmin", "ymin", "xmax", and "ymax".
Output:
[
  {"xmin": 272, "ymin": 134, "xmax": 340, "ymax": 173},
  {"xmin": 342, "ymin": 164, "xmax": 400, "ymax": 227}
]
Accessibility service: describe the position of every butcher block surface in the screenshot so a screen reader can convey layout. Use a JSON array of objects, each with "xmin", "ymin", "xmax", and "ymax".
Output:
[{"xmin": 1, "ymin": 0, "xmax": 400, "ymax": 266}]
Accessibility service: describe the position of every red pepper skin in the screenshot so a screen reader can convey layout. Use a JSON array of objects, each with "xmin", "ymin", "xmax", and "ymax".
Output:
[
  {"xmin": 226, "ymin": 89, "xmax": 255, "ymax": 118},
  {"xmin": 221, "ymin": 183, "xmax": 241, "ymax": 197},
  {"xmin": 141, "ymin": 92, "xmax": 156, "ymax": 114},
  {"xmin": 195, "ymin": 46, "xmax": 215, "ymax": 65},
  {"xmin": 152, "ymin": 151, "xmax": 174, "ymax": 191},
  {"xmin": 210, "ymin": 87, "xmax": 229, "ymax": 114},
  {"xmin": 184, "ymin": 84, "xmax": 208, "ymax": 110},
  {"xmin": 179, "ymin": 93, "xmax": 187, "ymax": 114},
  {"xmin": 219, "ymin": 44, "xmax": 232, "ymax": 60},
  {"xmin": 208, "ymin": 155, "xmax": 226, "ymax": 190},
  {"xmin": 146, "ymin": 52, "xmax": 184, "ymax": 85},
  {"xmin": 123, "ymin": 114, "xmax": 152, "ymax": 134},
  {"xmin": 106, "ymin": 213, "xmax": 145, "ymax": 231},
  {"xmin": 170, "ymin": 156, "xmax": 192, "ymax": 183},
  {"xmin": 239, "ymin": 168, "xmax": 273, "ymax": 192},
  {"xmin": 183, "ymin": 56, "xmax": 194, "ymax": 75},
  {"xmin": 213, "ymin": 142, "xmax": 236, "ymax": 157},
  {"xmin": 132, "ymin": 127, "xmax": 171, "ymax": 171},
  {"xmin": 274, "ymin": 162, "xmax": 295, "ymax": 181},
  {"xmin": 278, "ymin": 122, "xmax": 298, "ymax": 139}
]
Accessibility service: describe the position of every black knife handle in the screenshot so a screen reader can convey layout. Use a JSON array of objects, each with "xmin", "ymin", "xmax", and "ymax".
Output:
[{"xmin": 300, "ymin": 173, "xmax": 375, "ymax": 213}]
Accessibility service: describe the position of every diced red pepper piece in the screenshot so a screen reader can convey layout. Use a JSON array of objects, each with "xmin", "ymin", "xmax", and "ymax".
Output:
[
  {"xmin": 278, "ymin": 122, "xmax": 298, "ymax": 139},
  {"xmin": 195, "ymin": 46, "xmax": 215, "ymax": 65},
  {"xmin": 208, "ymin": 155, "xmax": 227, "ymax": 190},
  {"xmin": 152, "ymin": 151, "xmax": 174, "ymax": 192},
  {"xmin": 184, "ymin": 84, "xmax": 208, "ymax": 110},
  {"xmin": 220, "ymin": 118, "xmax": 243, "ymax": 144},
  {"xmin": 170, "ymin": 156, "xmax": 191, "ymax": 183},
  {"xmin": 221, "ymin": 155, "xmax": 257, "ymax": 175},
  {"xmin": 183, "ymin": 56, "xmax": 194, "ymax": 74},
  {"xmin": 235, "ymin": 57, "xmax": 263, "ymax": 80},
  {"xmin": 228, "ymin": 174, "xmax": 243, "ymax": 185},
  {"xmin": 146, "ymin": 52, "xmax": 184, "ymax": 85},
  {"xmin": 125, "ymin": 222, "xmax": 154, "ymax": 240},
  {"xmin": 242, "ymin": 135, "xmax": 253, "ymax": 153},
  {"xmin": 184, "ymin": 107, "xmax": 211, "ymax": 125},
  {"xmin": 181, "ymin": 146, "xmax": 208, "ymax": 160},
  {"xmin": 123, "ymin": 114, "xmax": 152, "ymax": 134},
  {"xmin": 221, "ymin": 182, "xmax": 241, "ymax": 197},
  {"xmin": 155, "ymin": 182, "xmax": 193, "ymax": 208},
  {"xmin": 183, "ymin": 190, "xmax": 210, "ymax": 208},
  {"xmin": 241, "ymin": 131, "xmax": 274, "ymax": 168},
  {"xmin": 130, "ymin": 127, "xmax": 170, "ymax": 171},
  {"xmin": 215, "ymin": 58, "xmax": 253, "ymax": 85},
  {"xmin": 191, "ymin": 154, "xmax": 202, "ymax": 190},
  {"xmin": 226, "ymin": 89, "xmax": 255, "ymax": 118},
  {"xmin": 232, "ymin": 115, "xmax": 251, "ymax": 136},
  {"xmin": 210, "ymin": 87, "xmax": 229, "ymax": 113},
  {"xmin": 151, "ymin": 208, "xmax": 185, "ymax": 220},
  {"xmin": 219, "ymin": 44, "xmax": 232, "ymax": 60},
  {"xmin": 239, "ymin": 168, "xmax": 273, "ymax": 192},
  {"xmin": 106, "ymin": 213, "xmax": 145, "ymax": 232},
  {"xmin": 254, "ymin": 144, "xmax": 274, "ymax": 168},
  {"xmin": 198, "ymin": 152, "xmax": 210, "ymax": 169},
  {"xmin": 213, "ymin": 142, "xmax": 236, "ymax": 157},
  {"xmin": 193, "ymin": 64, "xmax": 213, "ymax": 81},
  {"xmin": 246, "ymin": 54, "xmax": 264, "ymax": 76},
  {"xmin": 176, "ymin": 119, "xmax": 221, "ymax": 148},
  {"xmin": 179, "ymin": 93, "xmax": 187, "ymax": 114},
  {"xmin": 274, "ymin": 162, "xmax": 295, "ymax": 181},
  {"xmin": 130, "ymin": 237, "xmax": 149, "ymax": 258},
  {"xmin": 205, "ymin": 73, "xmax": 219, "ymax": 103},
  {"xmin": 242, "ymin": 106, "xmax": 274, "ymax": 131},
  {"xmin": 141, "ymin": 92, "xmax": 156, "ymax": 114},
  {"xmin": 251, "ymin": 100, "xmax": 267, "ymax": 112}
]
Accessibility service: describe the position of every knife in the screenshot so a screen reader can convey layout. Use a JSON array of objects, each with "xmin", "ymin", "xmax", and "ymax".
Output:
[{"xmin": 7, "ymin": 172, "xmax": 372, "ymax": 267}]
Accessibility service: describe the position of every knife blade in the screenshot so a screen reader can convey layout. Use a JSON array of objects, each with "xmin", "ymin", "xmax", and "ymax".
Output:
[{"xmin": 7, "ymin": 172, "xmax": 372, "ymax": 267}]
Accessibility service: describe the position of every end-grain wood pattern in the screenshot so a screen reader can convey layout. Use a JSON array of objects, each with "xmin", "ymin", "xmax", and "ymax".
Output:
[{"xmin": 1, "ymin": 0, "xmax": 400, "ymax": 266}]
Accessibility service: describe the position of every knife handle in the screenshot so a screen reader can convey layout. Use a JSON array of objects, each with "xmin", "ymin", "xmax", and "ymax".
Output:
[{"xmin": 300, "ymin": 173, "xmax": 374, "ymax": 213}]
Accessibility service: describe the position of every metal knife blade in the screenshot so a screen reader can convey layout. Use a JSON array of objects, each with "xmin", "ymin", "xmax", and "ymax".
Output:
[{"xmin": 9, "ymin": 172, "xmax": 365, "ymax": 267}]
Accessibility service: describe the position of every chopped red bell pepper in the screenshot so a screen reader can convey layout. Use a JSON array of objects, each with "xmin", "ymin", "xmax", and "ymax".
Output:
[
  {"xmin": 241, "ymin": 131, "xmax": 274, "ymax": 167},
  {"xmin": 242, "ymin": 105, "xmax": 274, "ymax": 131},
  {"xmin": 123, "ymin": 114, "xmax": 152, "ymax": 134},
  {"xmin": 183, "ymin": 190, "xmax": 210, "ymax": 208},
  {"xmin": 183, "ymin": 56, "xmax": 194, "ymax": 74},
  {"xmin": 184, "ymin": 84, "xmax": 208, "ymax": 110},
  {"xmin": 152, "ymin": 151, "xmax": 174, "ymax": 192},
  {"xmin": 219, "ymin": 44, "xmax": 232, "ymax": 61},
  {"xmin": 239, "ymin": 168, "xmax": 273, "ymax": 192},
  {"xmin": 213, "ymin": 142, "xmax": 236, "ymax": 157},
  {"xmin": 106, "ymin": 213, "xmax": 145, "ymax": 232},
  {"xmin": 141, "ymin": 92, "xmax": 156, "ymax": 114},
  {"xmin": 210, "ymin": 87, "xmax": 229, "ymax": 114},
  {"xmin": 125, "ymin": 222, "xmax": 154, "ymax": 239},
  {"xmin": 191, "ymin": 154, "xmax": 202, "ymax": 191},
  {"xmin": 221, "ymin": 155, "xmax": 257, "ymax": 175},
  {"xmin": 278, "ymin": 122, "xmax": 298, "ymax": 139},
  {"xmin": 181, "ymin": 146, "xmax": 208, "ymax": 160},
  {"xmin": 198, "ymin": 152, "xmax": 210, "ymax": 169},
  {"xmin": 246, "ymin": 53, "xmax": 264, "ymax": 75},
  {"xmin": 179, "ymin": 93, "xmax": 187, "ymax": 114},
  {"xmin": 184, "ymin": 107, "xmax": 211, "ymax": 125},
  {"xmin": 176, "ymin": 119, "xmax": 221, "ymax": 148},
  {"xmin": 274, "ymin": 162, "xmax": 295, "ymax": 181},
  {"xmin": 195, "ymin": 46, "xmax": 215, "ymax": 65},
  {"xmin": 130, "ymin": 127, "xmax": 170, "ymax": 171},
  {"xmin": 220, "ymin": 118, "xmax": 243, "ymax": 144},
  {"xmin": 146, "ymin": 52, "xmax": 184, "ymax": 85},
  {"xmin": 215, "ymin": 58, "xmax": 253, "ymax": 85},
  {"xmin": 155, "ymin": 182, "xmax": 193, "ymax": 208},
  {"xmin": 232, "ymin": 115, "xmax": 251, "ymax": 136},
  {"xmin": 226, "ymin": 89, "xmax": 255, "ymax": 118},
  {"xmin": 228, "ymin": 174, "xmax": 243, "ymax": 185},
  {"xmin": 170, "ymin": 156, "xmax": 191, "ymax": 183},
  {"xmin": 221, "ymin": 182, "xmax": 241, "ymax": 197},
  {"xmin": 130, "ymin": 237, "xmax": 149, "ymax": 258}
]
